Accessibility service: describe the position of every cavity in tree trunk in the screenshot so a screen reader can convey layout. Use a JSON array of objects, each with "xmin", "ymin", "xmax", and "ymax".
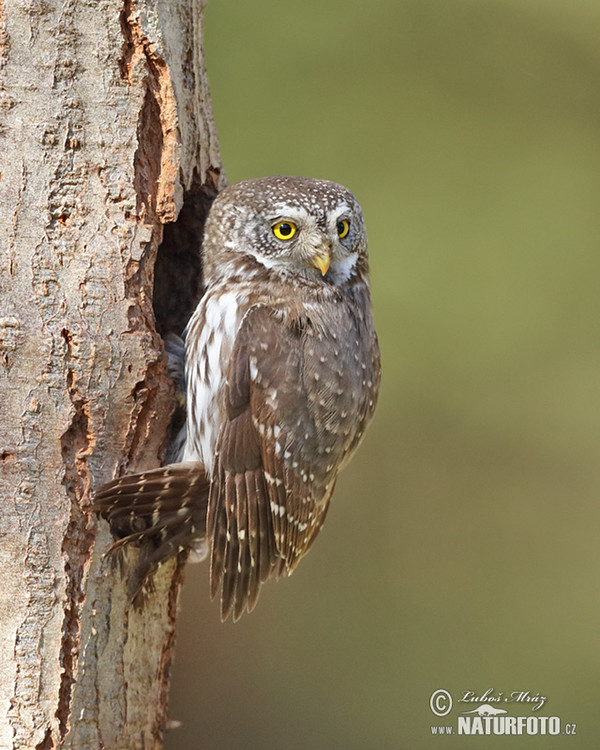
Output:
[{"xmin": 0, "ymin": 1, "xmax": 224, "ymax": 747}]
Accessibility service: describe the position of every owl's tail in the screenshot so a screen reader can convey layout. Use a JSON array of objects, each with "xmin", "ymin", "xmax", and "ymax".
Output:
[{"xmin": 93, "ymin": 462, "xmax": 209, "ymax": 602}]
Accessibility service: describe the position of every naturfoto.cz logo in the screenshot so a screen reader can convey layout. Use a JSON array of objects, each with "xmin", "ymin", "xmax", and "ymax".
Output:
[{"xmin": 429, "ymin": 688, "xmax": 577, "ymax": 737}]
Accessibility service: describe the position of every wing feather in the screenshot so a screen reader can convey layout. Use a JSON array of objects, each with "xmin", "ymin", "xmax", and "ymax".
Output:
[{"xmin": 208, "ymin": 304, "xmax": 343, "ymax": 619}]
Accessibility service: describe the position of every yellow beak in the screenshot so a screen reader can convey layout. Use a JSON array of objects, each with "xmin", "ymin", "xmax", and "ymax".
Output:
[{"xmin": 310, "ymin": 246, "xmax": 331, "ymax": 276}]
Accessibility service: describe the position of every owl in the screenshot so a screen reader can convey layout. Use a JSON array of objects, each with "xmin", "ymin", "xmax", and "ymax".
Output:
[{"xmin": 95, "ymin": 176, "xmax": 381, "ymax": 621}]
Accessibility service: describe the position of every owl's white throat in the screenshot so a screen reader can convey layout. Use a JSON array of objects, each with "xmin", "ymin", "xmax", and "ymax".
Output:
[{"xmin": 329, "ymin": 252, "xmax": 358, "ymax": 284}]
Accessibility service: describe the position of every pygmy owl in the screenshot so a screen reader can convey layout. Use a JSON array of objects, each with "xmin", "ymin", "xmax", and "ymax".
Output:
[{"xmin": 95, "ymin": 176, "xmax": 381, "ymax": 621}]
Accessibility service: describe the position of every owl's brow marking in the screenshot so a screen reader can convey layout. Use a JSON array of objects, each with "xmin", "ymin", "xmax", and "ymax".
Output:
[
  {"xmin": 266, "ymin": 205, "xmax": 310, "ymax": 223},
  {"xmin": 331, "ymin": 203, "xmax": 352, "ymax": 220}
]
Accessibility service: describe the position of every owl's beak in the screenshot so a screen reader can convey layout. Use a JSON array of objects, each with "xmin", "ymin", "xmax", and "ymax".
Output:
[{"xmin": 309, "ymin": 245, "xmax": 331, "ymax": 276}]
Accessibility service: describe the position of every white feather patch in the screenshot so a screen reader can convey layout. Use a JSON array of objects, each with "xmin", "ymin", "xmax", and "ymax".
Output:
[
  {"xmin": 331, "ymin": 252, "xmax": 358, "ymax": 283},
  {"xmin": 182, "ymin": 291, "xmax": 242, "ymax": 473}
]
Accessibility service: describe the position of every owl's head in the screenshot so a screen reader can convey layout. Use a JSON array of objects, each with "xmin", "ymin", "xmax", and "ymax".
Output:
[{"xmin": 202, "ymin": 176, "xmax": 369, "ymax": 286}]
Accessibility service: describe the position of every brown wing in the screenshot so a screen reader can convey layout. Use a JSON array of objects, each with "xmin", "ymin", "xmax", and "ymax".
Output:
[{"xmin": 207, "ymin": 304, "xmax": 338, "ymax": 621}]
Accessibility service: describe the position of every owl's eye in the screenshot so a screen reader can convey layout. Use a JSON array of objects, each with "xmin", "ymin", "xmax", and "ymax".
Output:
[
  {"xmin": 272, "ymin": 221, "xmax": 297, "ymax": 240},
  {"xmin": 337, "ymin": 219, "xmax": 350, "ymax": 239}
]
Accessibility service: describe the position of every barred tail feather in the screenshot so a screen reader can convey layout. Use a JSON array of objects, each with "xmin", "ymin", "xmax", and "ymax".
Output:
[{"xmin": 94, "ymin": 462, "xmax": 209, "ymax": 601}]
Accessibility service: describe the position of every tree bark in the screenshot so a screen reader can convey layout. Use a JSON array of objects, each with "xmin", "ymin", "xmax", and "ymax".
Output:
[{"xmin": 0, "ymin": 1, "xmax": 223, "ymax": 747}]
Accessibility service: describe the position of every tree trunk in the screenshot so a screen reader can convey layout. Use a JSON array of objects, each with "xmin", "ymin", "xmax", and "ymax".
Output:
[{"xmin": 0, "ymin": 1, "xmax": 223, "ymax": 747}]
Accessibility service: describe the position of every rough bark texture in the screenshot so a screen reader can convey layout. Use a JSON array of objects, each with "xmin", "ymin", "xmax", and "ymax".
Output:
[{"xmin": 0, "ymin": 1, "xmax": 223, "ymax": 747}]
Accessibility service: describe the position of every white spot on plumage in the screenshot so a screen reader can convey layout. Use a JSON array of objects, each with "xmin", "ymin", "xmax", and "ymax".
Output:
[
  {"xmin": 270, "ymin": 501, "xmax": 286, "ymax": 517},
  {"xmin": 249, "ymin": 356, "xmax": 258, "ymax": 381},
  {"xmin": 265, "ymin": 470, "xmax": 284, "ymax": 487}
]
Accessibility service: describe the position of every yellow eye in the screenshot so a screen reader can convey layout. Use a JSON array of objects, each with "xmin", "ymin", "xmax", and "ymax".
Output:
[
  {"xmin": 337, "ymin": 219, "xmax": 350, "ymax": 239},
  {"xmin": 272, "ymin": 221, "xmax": 297, "ymax": 240}
]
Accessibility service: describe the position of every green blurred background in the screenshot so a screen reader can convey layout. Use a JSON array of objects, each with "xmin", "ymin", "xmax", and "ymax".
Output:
[{"xmin": 166, "ymin": 1, "xmax": 600, "ymax": 747}]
